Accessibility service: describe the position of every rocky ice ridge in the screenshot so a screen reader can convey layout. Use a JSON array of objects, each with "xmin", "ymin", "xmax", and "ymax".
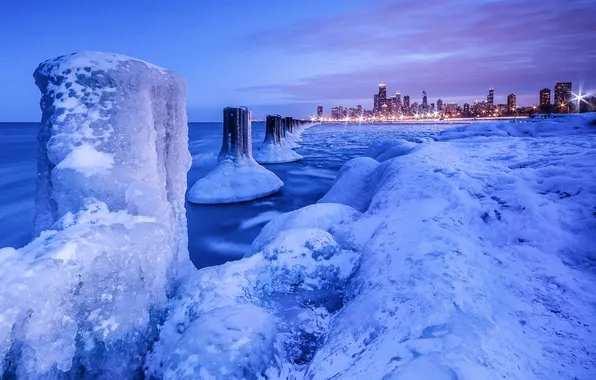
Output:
[
  {"xmin": 0, "ymin": 52, "xmax": 191, "ymax": 379},
  {"xmin": 150, "ymin": 114, "xmax": 596, "ymax": 379},
  {"xmin": 187, "ymin": 107, "xmax": 284, "ymax": 204}
]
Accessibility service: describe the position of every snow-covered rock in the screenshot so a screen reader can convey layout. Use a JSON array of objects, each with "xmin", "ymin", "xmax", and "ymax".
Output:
[
  {"xmin": 249, "ymin": 203, "xmax": 360, "ymax": 255},
  {"xmin": 163, "ymin": 304, "xmax": 278, "ymax": 380},
  {"xmin": 318, "ymin": 157, "xmax": 380, "ymax": 212},
  {"xmin": 254, "ymin": 115, "xmax": 304, "ymax": 164},
  {"xmin": 147, "ymin": 226, "xmax": 360, "ymax": 379},
  {"xmin": 0, "ymin": 52, "xmax": 191, "ymax": 379},
  {"xmin": 187, "ymin": 107, "xmax": 283, "ymax": 204},
  {"xmin": 363, "ymin": 138, "xmax": 419, "ymax": 161}
]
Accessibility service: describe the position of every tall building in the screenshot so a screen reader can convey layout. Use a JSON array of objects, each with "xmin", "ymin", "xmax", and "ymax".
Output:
[
  {"xmin": 389, "ymin": 95, "xmax": 397, "ymax": 115},
  {"xmin": 378, "ymin": 83, "xmax": 387, "ymax": 112},
  {"xmin": 331, "ymin": 106, "xmax": 339, "ymax": 120},
  {"xmin": 395, "ymin": 91, "xmax": 402, "ymax": 105},
  {"xmin": 356, "ymin": 105, "xmax": 363, "ymax": 116},
  {"xmin": 507, "ymin": 94, "xmax": 516, "ymax": 114},
  {"xmin": 403, "ymin": 95, "xmax": 410, "ymax": 110},
  {"xmin": 422, "ymin": 90, "xmax": 428, "ymax": 107},
  {"xmin": 445, "ymin": 102, "xmax": 458, "ymax": 115},
  {"xmin": 437, "ymin": 98, "xmax": 443, "ymax": 111},
  {"xmin": 487, "ymin": 87, "xmax": 495, "ymax": 105},
  {"xmin": 554, "ymin": 82, "xmax": 572, "ymax": 106},
  {"xmin": 373, "ymin": 94, "xmax": 379, "ymax": 113},
  {"xmin": 463, "ymin": 103, "xmax": 470, "ymax": 117},
  {"xmin": 317, "ymin": 106, "xmax": 323, "ymax": 119},
  {"xmin": 540, "ymin": 88, "xmax": 551, "ymax": 107}
]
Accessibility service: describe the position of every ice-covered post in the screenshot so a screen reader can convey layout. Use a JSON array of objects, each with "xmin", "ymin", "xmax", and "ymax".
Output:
[
  {"xmin": 280, "ymin": 117, "xmax": 287, "ymax": 139},
  {"xmin": 264, "ymin": 114, "xmax": 281, "ymax": 145},
  {"xmin": 0, "ymin": 51, "xmax": 192, "ymax": 379},
  {"xmin": 275, "ymin": 115, "xmax": 283, "ymax": 143},
  {"xmin": 284, "ymin": 117, "xmax": 292, "ymax": 135},
  {"xmin": 220, "ymin": 107, "xmax": 252, "ymax": 161}
]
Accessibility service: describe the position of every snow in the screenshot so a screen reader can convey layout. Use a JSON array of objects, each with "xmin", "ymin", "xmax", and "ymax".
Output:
[
  {"xmin": 187, "ymin": 158, "xmax": 283, "ymax": 204},
  {"xmin": 55, "ymin": 143, "xmax": 114, "ymax": 176},
  {"xmin": 253, "ymin": 143, "xmax": 304, "ymax": 164},
  {"xmin": 163, "ymin": 304, "xmax": 277, "ymax": 380},
  {"xmin": 154, "ymin": 114, "xmax": 595, "ymax": 379},
  {"xmin": 317, "ymin": 157, "xmax": 380, "ymax": 212},
  {"xmin": 187, "ymin": 108, "xmax": 284, "ymax": 204},
  {"xmin": 304, "ymin": 114, "xmax": 596, "ymax": 379},
  {"xmin": 0, "ymin": 52, "xmax": 191, "ymax": 379},
  {"xmin": 146, "ymin": 223, "xmax": 360, "ymax": 379}
]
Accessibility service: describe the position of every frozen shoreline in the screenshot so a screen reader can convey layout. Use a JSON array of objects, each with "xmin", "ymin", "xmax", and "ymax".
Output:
[{"xmin": 154, "ymin": 114, "xmax": 596, "ymax": 379}]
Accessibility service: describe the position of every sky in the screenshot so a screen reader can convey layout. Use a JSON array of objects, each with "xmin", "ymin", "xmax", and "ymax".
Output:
[{"xmin": 0, "ymin": 0, "xmax": 595, "ymax": 121}]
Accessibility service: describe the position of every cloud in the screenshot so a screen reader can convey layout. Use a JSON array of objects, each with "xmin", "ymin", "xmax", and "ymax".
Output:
[{"xmin": 239, "ymin": 0, "xmax": 596, "ymax": 108}]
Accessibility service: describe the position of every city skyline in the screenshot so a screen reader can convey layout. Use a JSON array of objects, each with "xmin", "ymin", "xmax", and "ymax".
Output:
[
  {"xmin": 323, "ymin": 80, "xmax": 587, "ymax": 120},
  {"xmin": 0, "ymin": 0, "xmax": 595, "ymax": 121}
]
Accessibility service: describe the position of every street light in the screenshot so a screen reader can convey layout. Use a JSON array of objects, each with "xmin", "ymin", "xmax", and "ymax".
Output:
[{"xmin": 571, "ymin": 91, "xmax": 588, "ymax": 113}]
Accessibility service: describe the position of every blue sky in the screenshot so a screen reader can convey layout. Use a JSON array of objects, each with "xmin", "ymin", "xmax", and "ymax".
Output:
[{"xmin": 0, "ymin": 0, "xmax": 594, "ymax": 121}]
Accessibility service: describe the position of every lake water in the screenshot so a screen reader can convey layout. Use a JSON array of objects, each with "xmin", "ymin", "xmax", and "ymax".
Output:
[{"xmin": 0, "ymin": 122, "xmax": 448, "ymax": 268}]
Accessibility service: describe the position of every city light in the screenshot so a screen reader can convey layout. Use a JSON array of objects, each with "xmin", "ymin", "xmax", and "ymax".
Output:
[{"xmin": 320, "ymin": 81, "xmax": 586, "ymax": 123}]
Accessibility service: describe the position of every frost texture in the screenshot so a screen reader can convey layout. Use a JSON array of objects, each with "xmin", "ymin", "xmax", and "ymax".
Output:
[{"xmin": 0, "ymin": 52, "xmax": 191, "ymax": 379}]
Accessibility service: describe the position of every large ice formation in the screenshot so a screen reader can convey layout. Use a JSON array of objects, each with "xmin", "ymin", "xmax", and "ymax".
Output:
[
  {"xmin": 0, "ymin": 51, "xmax": 190, "ymax": 379},
  {"xmin": 187, "ymin": 107, "xmax": 283, "ymax": 204},
  {"xmin": 152, "ymin": 114, "xmax": 595, "ymax": 379},
  {"xmin": 253, "ymin": 115, "xmax": 304, "ymax": 164}
]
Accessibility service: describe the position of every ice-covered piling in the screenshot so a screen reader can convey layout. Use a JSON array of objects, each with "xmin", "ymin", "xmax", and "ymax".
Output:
[
  {"xmin": 253, "ymin": 114, "xmax": 303, "ymax": 164},
  {"xmin": 263, "ymin": 114, "xmax": 280, "ymax": 145},
  {"xmin": 220, "ymin": 106, "xmax": 252, "ymax": 160},
  {"xmin": 284, "ymin": 116, "xmax": 292, "ymax": 135},
  {"xmin": 0, "ymin": 51, "xmax": 191, "ymax": 379},
  {"xmin": 187, "ymin": 107, "xmax": 283, "ymax": 204}
]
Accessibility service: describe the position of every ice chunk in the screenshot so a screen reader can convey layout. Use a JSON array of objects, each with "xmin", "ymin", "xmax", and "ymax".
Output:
[
  {"xmin": 364, "ymin": 138, "xmax": 419, "ymax": 162},
  {"xmin": 249, "ymin": 203, "xmax": 361, "ymax": 255},
  {"xmin": 0, "ymin": 52, "xmax": 190, "ymax": 379},
  {"xmin": 318, "ymin": 157, "xmax": 380, "ymax": 212},
  {"xmin": 257, "ymin": 228, "xmax": 359, "ymax": 293},
  {"xmin": 187, "ymin": 107, "xmax": 283, "ymax": 204},
  {"xmin": 253, "ymin": 115, "xmax": 304, "ymax": 164},
  {"xmin": 163, "ymin": 305, "xmax": 278, "ymax": 380},
  {"xmin": 148, "ymin": 226, "xmax": 361, "ymax": 379}
]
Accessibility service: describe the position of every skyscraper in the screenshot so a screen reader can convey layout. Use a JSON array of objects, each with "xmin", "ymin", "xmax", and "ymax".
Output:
[
  {"xmin": 437, "ymin": 98, "xmax": 443, "ymax": 111},
  {"xmin": 389, "ymin": 95, "xmax": 397, "ymax": 115},
  {"xmin": 507, "ymin": 94, "xmax": 516, "ymax": 114},
  {"xmin": 395, "ymin": 91, "xmax": 402, "ymax": 105},
  {"xmin": 331, "ymin": 107, "xmax": 339, "ymax": 119},
  {"xmin": 463, "ymin": 103, "xmax": 470, "ymax": 117},
  {"xmin": 422, "ymin": 90, "xmax": 428, "ymax": 107},
  {"xmin": 317, "ymin": 106, "xmax": 323, "ymax": 119},
  {"xmin": 403, "ymin": 95, "xmax": 410, "ymax": 109},
  {"xmin": 487, "ymin": 87, "xmax": 495, "ymax": 105},
  {"xmin": 378, "ymin": 83, "xmax": 387, "ymax": 112},
  {"xmin": 373, "ymin": 94, "xmax": 379, "ymax": 113},
  {"xmin": 554, "ymin": 82, "xmax": 572, "ymax": 106},
  {"xmin": 540, "ymin": 88, "xmax": 551, "ymax": 109}
]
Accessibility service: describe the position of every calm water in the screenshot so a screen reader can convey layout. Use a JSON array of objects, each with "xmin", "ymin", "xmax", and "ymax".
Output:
[{"xmin": 0, "ymin": 122, "xmax": 447, "ymax": 268}]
